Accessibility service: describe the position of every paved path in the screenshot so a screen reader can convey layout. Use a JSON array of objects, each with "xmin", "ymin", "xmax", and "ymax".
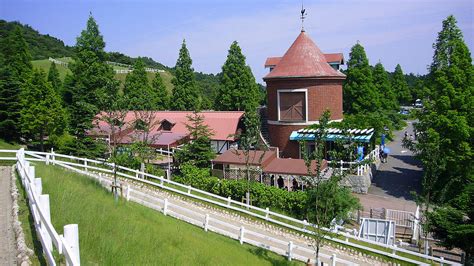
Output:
[
  {"xmin": 355, "ymin": 120, "xmax": 422, "ymax": 212},
  {"xmin": 0, "ymin": 166, "xmax": 17, "ymax": 265}
]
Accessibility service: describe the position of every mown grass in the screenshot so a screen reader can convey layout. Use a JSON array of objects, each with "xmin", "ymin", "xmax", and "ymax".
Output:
[
  {"xmin": 31, "ymin": 58, "xmax": 71, "ymax": 80},
  {"xmin": 0, "ymin": 139, "xmax": 21, "ymax": 149},
  {"xmin": 34, "ymin": 163, "xmax": 300, "ymax": 265}
]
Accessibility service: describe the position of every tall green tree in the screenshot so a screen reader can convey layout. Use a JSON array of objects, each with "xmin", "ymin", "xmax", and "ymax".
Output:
[
  {"xmin": 152, "ymin": 72, "xmax": 170, "ymax": 110},
  {"xmin": 410, "ymin": 15, "xmax": 473, "ymax": 261},
  {"xmin": 69, "ymin": 14, "xmax": 117, "ymax": 136},
  {"xmin": 47, "ymin": 62, "xmax": 62, "ymax": 94},
  {"xmin": 343, "ymin": 43, "xmax": 380, "ymax": 114},
  {"xmin": 174, "ymin": 112, "xmax": 215, "ymax": 168},
  {"xmin": 373, "ymin": 62, "xmax": 398, "ymax": 111},
  {"xmin": 171, "ymin": 40, "xmax": 200, "ymax": 111},
  {"xmin": 20, "ymin": 69, "xmax": 66, "ymax": 151},
  {"xmin": 124, "ymin": 59, "xmax": 157, "ymax": 110},
  {"xmin": 0, "ymin": 26, "xmax": 32, "ymax": 141},
  {"xmin": 391, "ymin": 64, "xmax": 411, "ymax": 105},
  {"xmin": 216, "ymin": 41, "xmax": 260, "ymax": 112}
]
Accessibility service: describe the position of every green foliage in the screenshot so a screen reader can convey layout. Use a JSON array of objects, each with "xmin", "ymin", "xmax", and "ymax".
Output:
[
  {"xmin": 373, "ymin": 62, "xmax": 398, "ymax": 111},
  {"xmin": 171, "ymin": 40, "xmax": 200, "ymax": 110},
  {"xmin": 410, "ymin": 15, "xmax": 473, "ymax": 259},
  {"xmin": 151, "ymin": 71, "xmax": 170, "ymax": 110},
  {"xmin": 68, "ymin": 14, "xmax": 117, "ymax": 136},
  {"xmin": 20, "ymin": 69, "xmax": 67, "ymax": 151},
  {"xmin": 0, "ymin": 25, "xmax": 32, "ymax": 141},
  {"xmin": 343, "ymin": 43, "xmax": 380, "ymax": 114},
  {"xmin": 124, "ymin": 59, "xmax": 158, "ymax": 110},
  {"xmin": 216, "ymin": 41, "xmax": 260, "ymax": 112},
  {"xmin": 391, "ymin": 64, "xmax": 412, "ymax": 105},
  {"xmin": 174, "ymin": 163, "xmax": 308, "ymax": 218},
  {"xmin": 0, "ymin": 20, "xmax": 74, "ymax": 60},
  {"xmin": 174, "ymin": 112, "xmax": 215, "ymax": 168},
  {"xmin": 47, "ymin": 62, "xmax": 62, "ymax": 94}
]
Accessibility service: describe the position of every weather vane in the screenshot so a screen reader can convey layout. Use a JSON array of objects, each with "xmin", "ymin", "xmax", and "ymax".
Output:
[{"xmin": 300, "ymin": 1, "xmax": 307, "ymax": 31}]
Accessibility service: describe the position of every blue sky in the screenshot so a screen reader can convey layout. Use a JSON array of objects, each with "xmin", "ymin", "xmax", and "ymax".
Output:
[{"xmin": 1, "ymin": 0, "xmax": 472, "ymax": 82}]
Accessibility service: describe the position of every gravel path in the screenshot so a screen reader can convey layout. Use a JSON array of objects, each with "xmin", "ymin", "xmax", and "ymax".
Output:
[{"xmin": 0, "ymin": 166, "xmax": 17, "ymax": 265}]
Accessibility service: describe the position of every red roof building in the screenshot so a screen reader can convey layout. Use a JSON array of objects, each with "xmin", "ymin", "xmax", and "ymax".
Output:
[
  {"xmin": 89, "ymin": 111, "xmax": 245, "ymax": 153},
  {"xmin": 263, "ymin": 30, "xmax": 346, "ymax": 158}
]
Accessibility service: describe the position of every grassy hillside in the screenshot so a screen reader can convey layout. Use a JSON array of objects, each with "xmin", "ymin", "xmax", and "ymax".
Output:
[
  {"xmin": 32, "ymin": 58, "xmax": 175, "ymax": 91},
  {"xmin": 34, "ymin": 163, "xmax": 298, "ymax": 265}
]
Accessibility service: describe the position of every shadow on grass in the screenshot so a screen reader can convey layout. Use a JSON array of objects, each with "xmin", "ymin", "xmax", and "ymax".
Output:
[
  {"xmin": 16, "ymin": 174, "xmax": 48, "ymax": 266},
  {"xmin": 249, "ymin": 247, "xmax": 296, "ymax": 266}
]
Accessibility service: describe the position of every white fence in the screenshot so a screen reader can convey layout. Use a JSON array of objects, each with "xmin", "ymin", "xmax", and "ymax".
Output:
[
  {"xmin": 0, "ymin": 149, "xmax": 460, "ymax": 265},
  {"xmin": 48, "ymin": 58, "xmax": 164, "ymax": 73},
  {"xmin": 15, "ymin": 148, "xmax": 80, "ymax": 266},
  {"xmin": 328, "ymin": 146, "xmax": 379, "ymax": 176}
]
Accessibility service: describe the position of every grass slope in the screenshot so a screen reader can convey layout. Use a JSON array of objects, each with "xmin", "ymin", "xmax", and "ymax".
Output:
[
  {"xmin": 35, "ymin": 163, "xmax": 299, "ymax": 265},
  {"xmin": 31, "ymin": 58, "xmax": 175, "ymax": 92}
]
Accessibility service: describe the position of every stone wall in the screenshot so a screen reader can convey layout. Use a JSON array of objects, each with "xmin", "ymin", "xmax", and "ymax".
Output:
[{"xmin": 342, "ymin": 160, "xmax": 380, "ymax": 194}]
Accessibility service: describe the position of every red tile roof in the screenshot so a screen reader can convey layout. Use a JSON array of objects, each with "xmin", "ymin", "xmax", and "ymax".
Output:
[
  {"xmin": 324, "ymin": 53, "xmax": 344, "ymax": 64},
  {"xmin": 263, "ymin": 31, "xmax": 345, "ymax": 79},
  {"xmin": 212, "ymin": 149, "xmax": 277, "ymax": 167},
  {"xmin": 263, "ymin": 158, "xmax": 326, "ymax": 176},
  {"xmin": 119, "ymin": 131, "xmax": 188, "ymax": 147},
  {"xmin": 264, "ymin": 53, "xmax": 344, "ymax": 68},
  {"xmin": 91, "ymin": 111, "xmax": 245, "ymax": 141}
]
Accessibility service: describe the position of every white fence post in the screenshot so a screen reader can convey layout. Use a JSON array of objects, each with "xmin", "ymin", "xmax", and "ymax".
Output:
[
  {"xmin": 187, "ymin": 185, "xmax": 191, "ymax": 195},
  {"xmin": 331, "ymin": 253, "xmax": 337, "ymax": 266},
  {"xmin": 227, "ymin": 196, "xmax": 231, "ymax": 206},
  {"xmin": 126, "ymin": 184, "xmax": 130, "ymax": 201},
  {"xmin": 204, "ymin": 214, "xmax": 209, "ymax": 232},
  {"xmin": 303, "ymin": 219, "xmax": 308, "ymax": 231},
  {"xmin": 84, "ymin": 160, "xmax": 88, "ymax": 172},
  {"xmin": 51, "ymin": 148, "xmax": 55, "ymax": 165},
  {"xmin": 39, "ymin": 194, "xmax": 53, "ymax": 251},
  {"xmin": 46, "ymin": 153, "xmax": 50, "ymax": 165},
  {"xmin": 239, "ymin": 226, "xmax": 245, "ymax": 244},
  {"xmin": 34, "ymin": 178, "xmax": 42, "ymax": 195},
  {"xmin": 287, "ymin": 241, "xmax": 293, "ymax": 261},
  {"xmin": 64, "ymin": 224, "xmax": 80, "ymax": 266},
  {"xmin": 265, "ymin": 207, "xmax": 269, "ymax": 221},
  {"xmin": 28, "ymin": 166, "xmax": 35, "ymax": 183},
  {"xmin": 163, "ymin": 198, "xmax": 168, "ymax": 216}
]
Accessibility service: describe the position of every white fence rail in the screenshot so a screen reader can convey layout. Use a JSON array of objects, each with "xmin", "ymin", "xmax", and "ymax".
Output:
[
  {"xmin": 0, "ymin": 149, "xmax": 460, "ymax": 265},
  {"xmin": 14, "ymin": 149, "xmax": 80, "ymax": 266}
]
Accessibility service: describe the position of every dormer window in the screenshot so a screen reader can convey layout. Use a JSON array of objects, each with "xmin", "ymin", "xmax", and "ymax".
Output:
[{"xmin": 161, "ymin": 119, "xmax": 175, "ymax": 131}]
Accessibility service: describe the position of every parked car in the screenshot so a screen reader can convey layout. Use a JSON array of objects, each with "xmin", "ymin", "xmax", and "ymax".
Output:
[
  {"xmin": 414, "ymin": 99, "xmax": 423, "ymax": 108},
  {"xmin": 399, "ymin": 108, "xmax": 409, "ymax": 115}
]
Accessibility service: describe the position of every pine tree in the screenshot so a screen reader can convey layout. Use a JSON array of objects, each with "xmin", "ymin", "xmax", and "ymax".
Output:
[
  {"xmin": 343, "ymin": 43, "xmax": 381, "ymax": 114},
  {"xmin": 216, "ymin": 41, "xmax": 260, "ymax": 112},
  {"xmin": 373, "ymin": 62, "xmax": 398, "ymax": 111},
  {"xmin": 152, "ymin": 73, "xmax": 170, "ymax": 110},
  {"xmin": 69, "ymin": 14, "xmax": 117, "ymax": 136},
  {"xmin": 410, "ymin": 15, "xmax": 473, "ymax": 261},
  {"xmin": 391, "ymin": 64, "xmax": 411, "ymax": 105},
  {"xmin": 171, "ymin": 40, "xmax": 200, "ymax": 111},
  {"xmin": 47, "ymin": 62, "xmax": 62, "ymax": 94},
  {"xmin": 20, "ymin": 69, "xmax": 66, "ymax": 151},
  {"xmin": 0, "ymin": 26, "xmax": 32, "ymax": 141},
  {"xmin": 124, "ymin": 59, "xmax": 156, "ymax": 110}
]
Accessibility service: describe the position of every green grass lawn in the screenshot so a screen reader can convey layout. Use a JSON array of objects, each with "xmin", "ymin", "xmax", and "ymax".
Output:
[
  {"xmin": 0, "ymin": 139, "xmax": 21, "ymax": 149},
  {"xmin": 34, "ymin": 163, "xmax": 300, "ymax": 265},
  {"xmin": 31, "ymin": 58, "xmax": 72, "ymax": 80}
]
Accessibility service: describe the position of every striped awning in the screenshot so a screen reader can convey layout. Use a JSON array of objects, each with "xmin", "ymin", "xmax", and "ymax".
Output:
[{"xmin": 289, "ymin": 128, "xmax": 374, "ymax": 143}]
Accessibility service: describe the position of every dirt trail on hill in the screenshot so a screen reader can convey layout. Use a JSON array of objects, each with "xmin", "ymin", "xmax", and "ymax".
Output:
[{"xmin": 0, "ymin": 166, "xmax": 17, "ymax": 265}]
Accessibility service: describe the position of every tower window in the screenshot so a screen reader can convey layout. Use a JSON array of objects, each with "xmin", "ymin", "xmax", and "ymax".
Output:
[{"xmin": 279, "ymin": 92, "xmax": 306, "ymax": 121}]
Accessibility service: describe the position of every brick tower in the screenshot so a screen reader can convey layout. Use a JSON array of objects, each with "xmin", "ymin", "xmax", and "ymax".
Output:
[{"xmin": 263, "ymin": 30, "xmax": 346, "ymax": 158}]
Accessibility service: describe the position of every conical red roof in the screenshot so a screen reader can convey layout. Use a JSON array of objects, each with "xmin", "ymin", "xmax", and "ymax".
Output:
[{"xmin": 264, "ymin": 31, "xmax": 345, "ymax": 79}]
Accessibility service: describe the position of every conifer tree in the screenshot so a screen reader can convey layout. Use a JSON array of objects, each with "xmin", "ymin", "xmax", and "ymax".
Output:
[
  {"xmin": 373, "ymin": 62, "xmax": 398, "ymax": 111},
  {"xmin": 216, "ymin": 41, "xmax": 260, "ymax": 112},
  {"xmin": 391, "ymin": 64, "xmax": 411, "ymax": 105},
  {"xmin": 409, "ymin": 15, "xmax": 473, "ymax": 261},
  {"xmin": 152, "ymin": 73, "xmax": 170, "ymax": 110},
  {"xmin": 0, "ymin": 26, "xmax": 32, "ymax": 141},
  {"xmin": 124, "ymin": 59, "xmax": 156, "ymax": 110},
  {"xmin": 343, "ymin": 43, "xmax": 380, "ymax": 114},
  {"xmin": 171, "ymin": 40, "xmax": 200, "ymax": 111},
  {"xmin": 69, "ymin": 14, "xmax": 117, "ymax": 136},
  {"xmin": 47, "ymin": 62, "xmax": 62, "ymax": 94},
  {"xmin": 20, "ymin": 69, "xmax": 66, "ymax": 151}
]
